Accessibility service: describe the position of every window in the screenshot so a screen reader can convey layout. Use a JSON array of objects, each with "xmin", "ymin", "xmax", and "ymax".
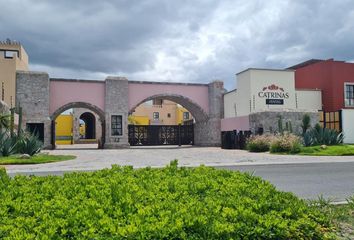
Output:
[
  {"xmin": 153, "ymin": 112, "xmax": 159, "ymax": 120},
  {"xmin": 183, "ymin": 112, "xmax": 190, "ymax": 120},
  {"xmin": 167, "ymin": 113, "xmax": 171, "ymax": 118},
  {"xmin": 153, "ymin": 99, "xmax": 163, "ymax": 105},
  {"xmin": 111, "ymin": 115, "xmax": 122, "ymax": 136},
  {"xmin": 4, "ymin": 50, "xmax": 19, "ymax": 58},
  {"xmin": 345, "ymin": 83, "xmax": 354, "ymax": 107}
]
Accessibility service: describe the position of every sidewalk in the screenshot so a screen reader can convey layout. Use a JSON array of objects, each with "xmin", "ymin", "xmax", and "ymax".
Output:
[{"xmin": 4, "ymin": 146, "xmax": 354, "ymax": 174}]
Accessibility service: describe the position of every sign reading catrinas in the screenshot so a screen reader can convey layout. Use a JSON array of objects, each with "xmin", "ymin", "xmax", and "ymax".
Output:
[{"xmin": 258, "ymin": 84, "xmax": 289, "ymax": 105}]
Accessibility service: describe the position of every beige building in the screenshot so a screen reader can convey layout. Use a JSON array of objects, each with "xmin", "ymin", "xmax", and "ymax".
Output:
[
  {"xmin": 0, "ymin": 39, "xmax": 29, "ymax": 108},
  {"xmin": 131, "ymin": 99, "xmax": 193, "ymax": 125},
  {"xmin": 224, "ymin": 68, "xmax": 322, "ymax": 118},
  {"xmin": 222, "ymin": 68, "xmax": 322, "ymax": 134}
]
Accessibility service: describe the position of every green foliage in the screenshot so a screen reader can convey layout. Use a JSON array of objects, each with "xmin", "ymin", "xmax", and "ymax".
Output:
[
  {"xmin": 0, "ymin": 131, "xmax": 17, "ymax": 157},
  {"xmin": 270, "ymin": 133, "xmax": 302, "ymax": 154},
  {"xmin": 301, "ymin": 114, "xmax": 311, "ymax": 136},
  {"xmin": 309, "ymin": 196, "xmax": 354, "ymax": 239},
  {"xmin": 0, "ymin": 113, "xmax": 10, "ymax": 130},
  {"xmin": 0, "ymin": 154, "xmax": 76, "ymax": 165},
  {"xmin": 277, "ymin": 115, "xmax": 293, "ymax": 134},
  {"xmin": 277, "ymin": 115, "xmax": 283, "ymax": 133},
  {"xmin": 304, "ymin": 124, "xmax": 344, "ymax": 146},
  {"xmin": 0, "ymin": 128, "xmax": 42, "ymax": 157},
  {"xmin": 246, "ymin": 134, "xmax": 275, "ymax": 152},
  {"xmin": 16, "ymin": 132, "xmax": 43, "ymax": 156},
  {"xmin": 298, "ymin": 145, "xmax": 354, "ymax": 156},
  {"xmin": 0, "ymin": 163, "xmax": 335, "ymax": 239}
]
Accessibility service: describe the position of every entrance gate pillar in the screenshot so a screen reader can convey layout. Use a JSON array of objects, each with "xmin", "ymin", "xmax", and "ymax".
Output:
[
  {"xmin": 104, "ymin": 76, "xmax": 130, "ymax": 148},
  {"xmin": 194, "ymin": 80, "xmax": 224, "ymax": 146}
]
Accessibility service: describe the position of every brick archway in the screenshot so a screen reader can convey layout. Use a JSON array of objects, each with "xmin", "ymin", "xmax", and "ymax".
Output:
[{"xmin": 50, "ymin": 102, "xmax": 105, "ymax": 149}]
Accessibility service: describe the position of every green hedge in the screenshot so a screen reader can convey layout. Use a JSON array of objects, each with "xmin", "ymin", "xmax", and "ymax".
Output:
[{"xmin": 0, "ymin": 162, "xmax": 334, "ymax": 239}]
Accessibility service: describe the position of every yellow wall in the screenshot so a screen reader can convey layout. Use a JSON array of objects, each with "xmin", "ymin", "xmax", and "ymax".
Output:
[
  {"xmin": 55, "ymin": 115, "xmax": 73, "ymax": 145},
  {"xmin": 176, "ymin": 106, "xmax": 190, "ymax": 124},
  {"xmin": 128, "ymin": 115, "xmax": 150, "ymax": 125},
  {"xmin": 132, "ymin": 100, "xmax": 193, "ymax": 125}
]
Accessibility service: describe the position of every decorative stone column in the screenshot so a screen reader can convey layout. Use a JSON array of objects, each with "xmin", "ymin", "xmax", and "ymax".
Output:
[
  {"xmin": 104, "ymin": 76, "xmax": 130, "ymax": 148},
  {"xmin": 16, "ymin": 71, "xmax": 52, "ymax": 149},
  {"xmin": 194, "ymin": 80, "xmax": 224, "ymax": 146}
]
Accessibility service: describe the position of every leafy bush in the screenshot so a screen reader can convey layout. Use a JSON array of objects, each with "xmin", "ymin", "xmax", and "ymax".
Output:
[
  {"xmin": 16, "ymin": 132, "xmax": 43, "ymax": 156},
  {"xmin": 0, "ymin": 131, "xmax": 17, "ymax": 157},
  {"xmin": 246, "ymin": 134, "xmax": 275, "ymax": 152},
  {"xmin": 301, "ymin": 114, "xmax": 311, "ymax": 136},
  {"xmin": 270, "ymin": 133, "xmax": 302, "ymax": 154},
  {"xmin": 304, "ymin": 124, "xmax": 344, "ymax": 146},
  {"xmin": 0, "ymin": 113, "xmax": 10, "ymax": 130},
  {"xmin": 0, "ymin": 163, "xmax": 335, "ymax": 239}
]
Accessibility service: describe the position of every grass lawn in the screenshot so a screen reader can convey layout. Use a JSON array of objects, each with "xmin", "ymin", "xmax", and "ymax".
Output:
[
  {"xmin": 313, "ymin": 198, "xmax": 354, "ymax": 239},
  {"xmin": 298, "ymin": 145, "xmax": 354, "ymax": 156},
  {"xmin": 0, "ymin": 154, "xmax": 76, "ymax": 165}
]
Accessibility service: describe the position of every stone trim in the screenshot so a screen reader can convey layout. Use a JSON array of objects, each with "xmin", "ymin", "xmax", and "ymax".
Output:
[{"xmin": 128, "ymin": 80, "xmax": 208, "ymax": 86}]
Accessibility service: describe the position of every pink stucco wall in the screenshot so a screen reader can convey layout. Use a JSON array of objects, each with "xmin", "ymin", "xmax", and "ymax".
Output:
[
  {"xmin": 50, "ymin": 80, "xmax": 105, "ymax": 115},
  {"xmin": 221, "ymin": 116, "xmax": 250, "ymax": 131},
  {"xmin": 128, "ymin": 83, "xmax": 209, "ymax": 114}
]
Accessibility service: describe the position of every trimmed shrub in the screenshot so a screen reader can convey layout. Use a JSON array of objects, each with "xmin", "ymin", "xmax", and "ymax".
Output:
[
  {"xmin": 270, "ymin": 133, "xmax": 302, "ymax": 154},
  {"xmin": 0, "ymin": 163, "xmax": 334, "ymax": 239},
  {"xmin": 246, "ymin": 134, "xmax": 275, "ymax": 152}
]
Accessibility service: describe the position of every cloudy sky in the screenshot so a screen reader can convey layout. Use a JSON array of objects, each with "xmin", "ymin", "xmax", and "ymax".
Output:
[{"xmin": 1, "ymin": 0, "xmax": 354, "ymax": 90}]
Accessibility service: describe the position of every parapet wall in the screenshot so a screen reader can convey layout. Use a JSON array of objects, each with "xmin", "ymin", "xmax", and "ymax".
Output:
[{"xmin": 249, "ymin": 110, "xmax": 319, "ymax": 135}]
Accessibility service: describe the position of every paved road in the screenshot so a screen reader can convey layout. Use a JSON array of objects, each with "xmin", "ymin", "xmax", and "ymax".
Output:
[
  {"xmin": 8, "ymin": 161, "xmax": 354, "ymax": 202},
  {"xmin": 217, "ymin": 162, "xmax": 354, "ymax": 202}
]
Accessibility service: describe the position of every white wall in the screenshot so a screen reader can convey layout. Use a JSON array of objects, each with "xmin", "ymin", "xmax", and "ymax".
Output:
[
  {"xmin": 223, "ymin": 90, "xmax": 237, "ymax": 118},
  {"xmin": 296, "ymin": 90, "xmax": 322, "ymax": 111},
  {"xmin": 223, "ymin": 68, "xmax": 322, "ymax": 120},
  {"xmin": 249, "ymin": 69, "xmax": 296, "ymax": 112},
  {"xmin": 234, "ymin": 70, "xmax": 251, "ymax": 116},
  {"xmin": 341, "ymin": 109, "xmax": 354, "ymax": 143}
]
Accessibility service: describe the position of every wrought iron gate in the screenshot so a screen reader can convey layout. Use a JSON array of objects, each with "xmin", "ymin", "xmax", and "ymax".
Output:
[{"xmin": 128, "ymin": 125, "xmax": 194, "ymax": 146}]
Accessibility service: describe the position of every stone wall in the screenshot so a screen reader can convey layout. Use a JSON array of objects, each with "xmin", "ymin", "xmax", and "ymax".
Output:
[
  {"xmin": 16, "ymin": 71, "xmax": 51, "ymax": 148},
  {"xmin": 72, "ymin": 108, "xmax": 102, "ymax": 143},
  {"xmin": 249, "ymin": 110, "xmax": 320, "ymax": 135},
  {"xmin": 194, "ymin": 81, "xmax": 224, "ymax": 146},
  {"xmin": 104, "ymin": 76, "xmax": 129, "ymax": 148}
]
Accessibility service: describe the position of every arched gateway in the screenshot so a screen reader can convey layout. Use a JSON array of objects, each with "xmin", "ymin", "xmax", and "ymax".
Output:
[{"xmin": 16, "ymin": 72, "xmax": 224, "ymax": 149}]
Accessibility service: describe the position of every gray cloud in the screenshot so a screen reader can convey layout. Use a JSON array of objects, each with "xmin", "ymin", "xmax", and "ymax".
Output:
[{"xmin": 1, "ymin": 0, "xmax": 354, "ymax": 90}]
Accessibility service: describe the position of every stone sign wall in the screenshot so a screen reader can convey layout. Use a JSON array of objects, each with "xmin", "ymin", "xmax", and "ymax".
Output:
[{"xmin": 249, "ymin": 110, "xmax": 320, "ymax": 135}]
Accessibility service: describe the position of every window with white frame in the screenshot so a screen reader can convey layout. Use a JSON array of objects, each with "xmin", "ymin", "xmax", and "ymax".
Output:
[
  {"xmin": 183, "ymin": 112, "xmax": 189, "ymax": 120},
  {"xmin": 153, "ymin": 112, "xmax": 159, "ymax": 120},
  {"xmin": 345, "ymin": 83, "xmax": 354, "ymax": 107},
  {"xmin": 111, "ymin": 115, "xmax": 122, "ymax": 136}
]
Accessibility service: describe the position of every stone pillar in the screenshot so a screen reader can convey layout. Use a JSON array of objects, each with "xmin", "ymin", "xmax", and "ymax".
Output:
[
  {"xmin": 194, "ymin": 80, "xmax": 224, "ymax": 146},
  {"xmin": 104, "ymin": 76, "xmax": 129, "ymax": 148},
  {"xmin": 16, "ymin": 71, "xmax": 51, "ymax": 149}
]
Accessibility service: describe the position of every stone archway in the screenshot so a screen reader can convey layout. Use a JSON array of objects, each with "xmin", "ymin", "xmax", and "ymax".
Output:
[
  {"xmin": 129, "ymin": 94, "xmax": 209, "ymax": 123},
  {"xmin": 50, "ymin": 102, "xmax": 105, "ymax": 149},
  {"xmin": 79, "ymin": 112, "xmax": 96, "ymax": 139}
]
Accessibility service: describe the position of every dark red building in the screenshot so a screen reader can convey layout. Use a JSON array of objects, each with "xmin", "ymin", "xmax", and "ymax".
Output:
[{"xmin": 289, "ymin": 59, "xmax": 354, "ymax": 112}]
